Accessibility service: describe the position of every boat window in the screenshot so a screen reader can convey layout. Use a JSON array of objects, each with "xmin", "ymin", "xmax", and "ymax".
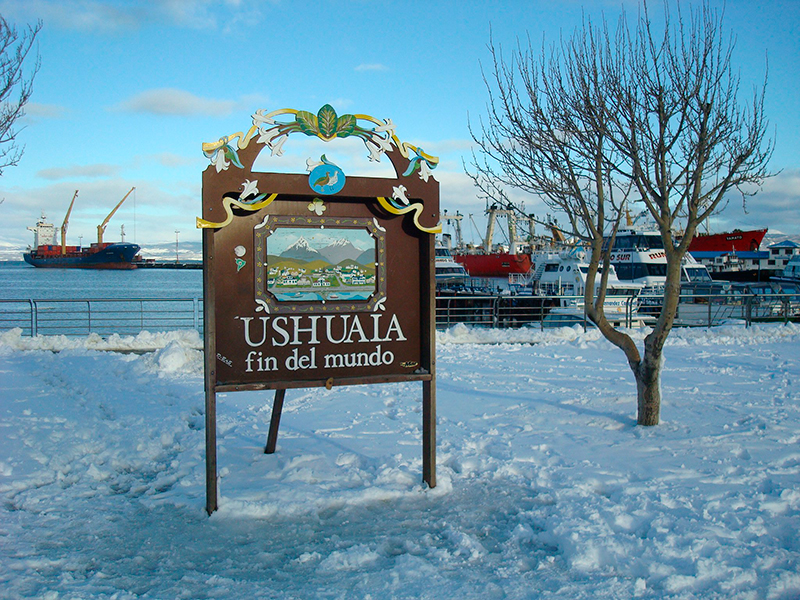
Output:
[
  {"xmin": 607, "ymin": 288, "xmax": 639, "ymax": 296},
  {"xmin": 566, "ymin": 266, "xmax": 571, "ymax": 272},
  {"xmin": 613, "ymin": 263, "xmax": 667, "ymax": 280},
  {"xmin": 436, "ymin": 267, "xmax": 466, "ymax": 275},
  {"xmin": 645, "ymin": 264, "xmax": 667, "ymax": 277},
  {"xmin": 683, "ymin": 267, "xmax": 712, "ymax": 282},
  {"xmin": 544, "ymin": 263, "xmax": 560, "ymax": 272},
  {"xmin": 609, "ymin": 234, "xmax": 664, "ymax": 250},
  {"xmin": 615, "ymin": 264, "xmax": 632, "ymax": 279}
]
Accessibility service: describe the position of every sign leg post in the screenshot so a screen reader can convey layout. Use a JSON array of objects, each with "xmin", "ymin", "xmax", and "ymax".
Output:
[
  {"xmin": 422, "ymin": 379, "xmax": 436, "ymax": 488},
  {"xmin": 205, "ymin": 386, "xmax": 218, "ymax": 514},
  {"xmin": 264, "ymin": 388, "xmax": 286, "ymax": 454}
]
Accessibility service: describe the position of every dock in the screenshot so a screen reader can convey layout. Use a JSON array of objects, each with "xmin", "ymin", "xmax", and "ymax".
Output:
[{"xmin": 135, "ymin": 261, "xmax": 202, "ymax": 269}]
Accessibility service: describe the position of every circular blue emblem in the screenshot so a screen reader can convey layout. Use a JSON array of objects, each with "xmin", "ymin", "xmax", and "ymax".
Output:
[{"xmin": 309, "ymin": 163, "xmax": 346, "ymax": 195}]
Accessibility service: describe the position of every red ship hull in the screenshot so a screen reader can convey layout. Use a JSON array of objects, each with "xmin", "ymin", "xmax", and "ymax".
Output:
[
  {"xmin": 453, "ymin": 252, "xmax": 533, "ymax": 277},
  {"xmin": 688, "ymin": 229, "xmax": 767, "ymax": 252}
]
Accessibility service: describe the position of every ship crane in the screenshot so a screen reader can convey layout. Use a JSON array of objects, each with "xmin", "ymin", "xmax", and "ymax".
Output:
[
  {"xmin": 484, "ymin": 205, "xmax": 521, "ymax": 254},
  {"xmin": 97, "ymin": 187, "xmax": 135, "ymax": 245},
  {"xmin": 60, "ymin": 190, "xmax": 79, "ymax": 255}
]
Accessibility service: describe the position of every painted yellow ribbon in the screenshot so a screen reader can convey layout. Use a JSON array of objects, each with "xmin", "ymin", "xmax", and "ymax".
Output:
[
  {"xmin": 376, "ymin": 197, "xmax": 442, "ymax": 234},
  {"xmin": 196, "ymin": 194, "xmax": 279, "ymax": 230},
  {"xmin": 197, "ymin": 193, "xmax": 439, "ymax": 234}
]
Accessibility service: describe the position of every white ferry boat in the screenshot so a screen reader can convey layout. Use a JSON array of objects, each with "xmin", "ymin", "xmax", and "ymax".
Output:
[
  {"xmin": 512, "ymin": 248, "xmax": 644, "ymax": 327},
  {"xmin": 606, "ymin": 228, "xmax": 713, "ymax": 292},
  {"xmin": 435, "ymin": 241, "xmax": 471, "ymax": 290}
]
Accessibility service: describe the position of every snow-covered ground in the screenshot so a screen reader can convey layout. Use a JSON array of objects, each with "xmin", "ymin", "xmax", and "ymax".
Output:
[{"xmin": 1, "ymin": 323, "xmax": 799, "ymax": 599}]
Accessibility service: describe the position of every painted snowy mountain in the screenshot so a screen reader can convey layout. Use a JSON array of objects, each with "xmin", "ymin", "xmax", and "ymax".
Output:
[
  {"xmin": 319, "ymin": 238, "xmax": 364, "ymax": 264},
  {"xmin": 280, "ymin": 236, "xmax": 323, "ymax": 261},
  {"xmin": 355, "ymin": 248, "xmax": 376, "ymax": 265}
]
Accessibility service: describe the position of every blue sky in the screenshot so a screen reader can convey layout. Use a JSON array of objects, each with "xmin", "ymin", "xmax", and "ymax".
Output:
[{"xmin": 0, "ymin": 0, "xmax": 798, "ymax": 253}]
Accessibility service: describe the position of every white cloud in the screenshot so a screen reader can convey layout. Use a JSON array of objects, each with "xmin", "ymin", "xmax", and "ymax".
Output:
[
  {"xmin": 0, "ymin": 0, "xmax": 141, "ymax": 32},
  {"xmin": 113, "ymin": 88, "xmax": 237, "ymax": 116},
  {"xmin": 23, "ymin": 102, "xmax": 69, "ymax": 119},
  {"xmin": 37, "ymin": 163, "xmax": 120, "ymax": 180},
  {"xmin": 709, "ymin": 169, "xmax": 800, "ymax": 235},
  {"xmin": 355, "ymin": 64, "xmax": 389, "ymax": 72},
  {"xmin": 0, "ymin": 0, "xmax": 266, "ymax": 33},
  {"xmin": 151, "ymin": 153, "xmax": 199, "ymax": 168}
]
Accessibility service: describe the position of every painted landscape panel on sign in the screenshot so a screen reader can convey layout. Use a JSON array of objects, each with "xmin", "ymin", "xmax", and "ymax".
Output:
[{"xmin": 264, "ymin": 226, "xmax": 377, "ymax": 302}]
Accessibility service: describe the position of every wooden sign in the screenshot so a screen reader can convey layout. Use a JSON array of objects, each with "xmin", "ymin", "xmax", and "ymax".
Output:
[{"xmin": 199, "ymin": 105, "xmax": 440, "ymax": 514}]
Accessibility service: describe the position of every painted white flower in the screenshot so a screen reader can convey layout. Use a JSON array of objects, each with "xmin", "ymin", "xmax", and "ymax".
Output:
[
  {"xmin": 270, "ymin": 134, "xmax": 287, "ymax": 156},
  {"xmin": 418, "ymin": 159, "xmax": 433, "ymax": 183},
  {"xmin": 308, "ymin": 198, "xmax": 326, "ymax": 216},
  {"xmin": 366, "ymin": 140, "xmax": 383, "ymax": 163},
  {"xmin": 373, "ymin": 134, "xmax": 393, "ymax": 153},
  {"xmin": 252, "ymin": 109, "xmax": 276, "ymax": 126},
  {"xmin": 239, "ymin": 179, "xmax": 259, "ymax": 200},
  {"xmin": 392, "ymin": 185, "xmax": 409, "ymax": 205},
  {"xmin": 374, "ymin": 118, "xmax": 396, "ymax": 134},
  {"xmin": 306, "ymin": 157, "xmax": 324, "ymax": 172},
  {"xmin": 256, "ymin": 126, "xmax": 282, "ymax": 146},
  {"xmin": 212, "ymin": 148, "xmax": 229, "ymax": 172}
]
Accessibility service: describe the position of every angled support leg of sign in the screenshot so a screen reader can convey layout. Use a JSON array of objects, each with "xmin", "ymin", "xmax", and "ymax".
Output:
[{"xmin": 264, "ymin": 388, "xmax": 286, "ymax": 454}]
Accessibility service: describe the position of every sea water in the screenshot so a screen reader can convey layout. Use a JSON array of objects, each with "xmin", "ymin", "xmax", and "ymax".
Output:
[
  {"xmin": 0, "ymin": 262, "xmax": 203, "ymax": 300},
  {"xmin": 0, "ymin": 262, "xmax": 204, "ymax": 335}
]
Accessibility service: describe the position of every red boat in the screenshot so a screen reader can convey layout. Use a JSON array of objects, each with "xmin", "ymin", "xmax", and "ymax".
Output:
[
  {"xmin": 688, "ymin": 228, "xmax": 767, "ymax": 252},
  {"xmin": 444, "ymin": 207, "xmax": 547, "ymax": 278},
  {"xmin": 454, "ymin": 252, "xmax": 533, "ymax": 277}
]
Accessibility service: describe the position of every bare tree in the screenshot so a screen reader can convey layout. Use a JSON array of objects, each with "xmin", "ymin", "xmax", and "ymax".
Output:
[
  {"xmin": 0, "ymin": 16, "xmax": 41, "ymax": 176},
  {"xmin": 469, "ymin": 1, "xmax": 772, "ymax": 425}
]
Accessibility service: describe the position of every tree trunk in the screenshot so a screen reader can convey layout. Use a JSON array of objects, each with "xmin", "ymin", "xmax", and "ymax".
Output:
[{"xmin": 635, "ymin": 349, "xmax": 662, "ymax": 426}]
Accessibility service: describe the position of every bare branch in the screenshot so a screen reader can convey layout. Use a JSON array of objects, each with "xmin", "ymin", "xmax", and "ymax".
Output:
[{"xmin": 0, "ymin": 16, "xmax": 41, "ymax": 176}]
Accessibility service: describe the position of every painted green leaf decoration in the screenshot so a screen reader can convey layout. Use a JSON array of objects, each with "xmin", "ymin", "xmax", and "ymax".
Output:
[
  {"xmin": 224, "ymin": 145, "xmax": 244, "ymax": 169},
  {"xmin": 296, "ymin": 111, "xmax": 318, "ymax": 136},
  {"xmin": 335, "ymin": 114, "xmax": 357, "ymax": 138},
  {"xmin": 317, "ymin": 104, "xmax": 339, "ymax": 139}
]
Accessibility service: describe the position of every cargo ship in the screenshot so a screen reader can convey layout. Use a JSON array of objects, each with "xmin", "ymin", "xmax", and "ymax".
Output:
[{"xmin": 23, "ymin": 188, "xmax": 141, "ymax": 270}]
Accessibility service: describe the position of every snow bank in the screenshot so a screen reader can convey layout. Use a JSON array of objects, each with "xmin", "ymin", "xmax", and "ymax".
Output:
[
  {"xmin": 1, "ymin": 322, "xmax": 799, "ymax": 599},
  {"xmin": 0, "ymin": 326, "xmax": 203, "ymax": 353}
]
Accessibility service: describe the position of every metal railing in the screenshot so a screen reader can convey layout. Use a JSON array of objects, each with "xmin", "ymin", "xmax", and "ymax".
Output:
[
  {"xmin": 0, "ymin": 298, "xmax": 203, "ymax": 337},
  {"xmin": 0, "ymin": 292, "xmax": 798, "ymax": 338}
]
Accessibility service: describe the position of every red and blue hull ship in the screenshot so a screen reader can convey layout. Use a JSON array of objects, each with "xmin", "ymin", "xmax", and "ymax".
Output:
[
  {"xmin": 23, "ymin": 188, "xmax": 140, "ymax": 270},
  {"xmin": 23, "ymin": 242, "xmax": 140, "ymax": 269}
]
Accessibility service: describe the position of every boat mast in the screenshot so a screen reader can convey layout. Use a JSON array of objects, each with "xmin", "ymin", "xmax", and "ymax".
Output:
[
  {"xmin": 484, "ymin": 206, "xmax": 498, "ymax": 251},
  {"xmin": 60, "ymin": 190, "xmax": 79, "ymax": 255},
  {"xmin": 97, "ymin": 187, "xmax": 135, "ymax": 245},
  {"xmin": 442, "ymin": 210, "xmax": 464, "ymax": 247}
]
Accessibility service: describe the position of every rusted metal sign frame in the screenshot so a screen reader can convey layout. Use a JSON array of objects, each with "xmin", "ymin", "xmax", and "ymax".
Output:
[{"xmin": 199, "ymin": 106, "xmax": 440, "ymax": 514}]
